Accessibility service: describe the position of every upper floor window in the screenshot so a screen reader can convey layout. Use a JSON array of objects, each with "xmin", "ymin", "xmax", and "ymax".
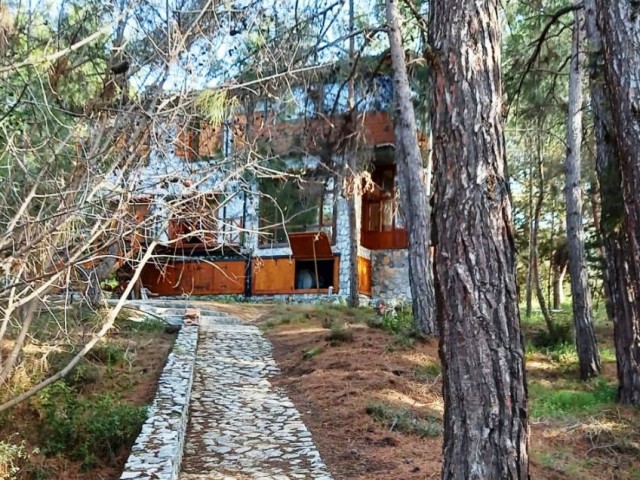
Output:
[
  {"xmin": 258, "ymin": 175, "xmax": 336, "ymax": 248},
  {"xmin": 361, "ymin": 164, "xmax": 407, "ymax": 250}
]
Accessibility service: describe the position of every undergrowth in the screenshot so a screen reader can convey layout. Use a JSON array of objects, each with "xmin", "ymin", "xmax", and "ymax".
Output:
[
  {"xmin": 326, "ymin": 320, "xmax": 354, "ymax": 345},
  {"xmin": 529, "ymin": 378, "xmax": 617, "ymax": 419},
  {"xmin": 32, "ymin": 382, "xmax": 147, "ymax": 468},
  {"xmin": 365, "ymin": 401, "xmax": 442, "ymax": 438}
]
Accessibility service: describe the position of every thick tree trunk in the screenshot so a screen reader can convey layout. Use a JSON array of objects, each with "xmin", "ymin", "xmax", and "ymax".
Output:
[
  {"xmin": 587, "ymin": 0, "xmax": 640, "ymax": 404},
  {"xmin": 385, "ymin": 0, "xmax": 436, "ymax": 337},
  {"xmin": 347, "ymin": 0, "xmax": 359, "ymax": 308},
  {"xmin": 565, "ymin": 7, "xmax": 601, "ymax": 379},
  {"xmin": 428, "ymin": 1, "xmax": 529, "ymax": 478}
]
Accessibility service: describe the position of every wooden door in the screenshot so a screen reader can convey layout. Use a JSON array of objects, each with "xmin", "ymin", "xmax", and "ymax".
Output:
[
  {"xmin": 357, "ymin": 256, "xmax": 372, "ymax": 294},
  {"xmin": 251, "ymin": 258, "xmax": 294, "ymax": 294},
  {"xmin": 212, "ymin": 261, "xmax": 246, "ymax": 294}
]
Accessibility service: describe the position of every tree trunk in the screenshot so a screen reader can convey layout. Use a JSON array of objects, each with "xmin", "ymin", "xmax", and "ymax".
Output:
[
  {"xmin": 553, "ymin": 263, "xmax": 567, "ymax": 310},
  {"xmin": 428, "ymin": 1, "xmax": 529, "ymax": 477},
  {"xmin": 533, "ymin": 133, "xmax": 556, "ymax": 335},
  {"xmin": 385, "ymin": 0, "xmax": 436, "ymax": 337},
  {"xmin": 526, "ymin": 158, "xmax": 534, "ymax": 317},
  {"xmin": 587, "ymin": 0, "xmax": 640, "ymax": 404},
  {"xmin": 347, "ymin": 0, "xmax": 359, "ymax": 308},
  {"xmin": 565, "ymin": 7, "xmax": 601, "ymax": 380}
]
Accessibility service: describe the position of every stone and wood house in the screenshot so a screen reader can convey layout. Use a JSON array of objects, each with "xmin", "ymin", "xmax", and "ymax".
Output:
[{"xmin": 120, "ymin": 68, "xmax": 427, "ymax": 303}]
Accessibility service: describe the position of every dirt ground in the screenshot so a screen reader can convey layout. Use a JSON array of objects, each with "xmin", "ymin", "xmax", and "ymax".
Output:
[
  {"xmin": 0, "ymin": 315, "xmax": 177, "ymax": 480},
  {"xmin": 256, "ymin": 304, "xmax": 640, "ymax": 480}
]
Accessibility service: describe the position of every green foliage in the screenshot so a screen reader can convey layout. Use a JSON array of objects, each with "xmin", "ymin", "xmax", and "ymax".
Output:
[
  {"xmin": 48, "ymin": 351, "xmax": 102, "ymax": 390},
  {"xmin": 302, "ymin": 345, "xmax": 324, "ymax": 360},
  {"xmin": 87, "ymin": 343, "xmax": 126, "ymax": 366},
  {"xmin": 529, "ymin": 378, "xmax": 617, "ymax": 419},
  {"xmin": 528, "ymin": 321, "xmax": 574, "ymax": 349},
  {"xmin": 196, "ymin": 90, "xmax": 237, "ymax": 127},
  {"xmin": 367, "ymin": 309, "xmax": 414, "ymax": 335},
  {"xmin": 365, "ymin": 401, "xmax": 442, "ymax": 438},
  {"xmin": 326, "ymin": 320, "xmax": 354, "ymax": 345},
  {"xmin": 413, "ymin": 361, "xmax": 442, "ymax": 380},
  {"xmin": 117, "ymin": 314, "xmax": 167, "ymax": 334},
  {"xmin": 0, "ymin": 439, "xmax": 26, "ymax": 478},
  {"xmin": 33, "ymin": 382, "xmax": 147, "ymax": 467}
]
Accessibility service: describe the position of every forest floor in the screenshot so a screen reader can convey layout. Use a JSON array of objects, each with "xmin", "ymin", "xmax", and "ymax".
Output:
[
  {"xmin": 236, "ymin": 302, "xmax": 640, "ymax": 480},
  {"xmin": 0, "ymin": 307, "xmax": 177, "ymax": 479}
]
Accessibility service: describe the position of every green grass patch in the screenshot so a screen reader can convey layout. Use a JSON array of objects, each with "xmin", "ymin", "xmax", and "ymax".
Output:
[
  {"xmin": 532, "ymin": 447, "xmax": 592, "ymax": 477},
  {"xmin": 365, "ymin": 401, "xmax": 442, "ymax": 437},
  {"xmin": 414, "ymin": 361, "xmax": 442, "ymax": 380},
  {"xmin": 302, "ymin": 345, "xmax": 324, "ymax": 360},
  {"xmin": 117, "ymin": 315, "xmax": 167, "ymax": 333},
  {"xmin": 529, "ymin": 378, "xmax": 617, "ymax": 419}
]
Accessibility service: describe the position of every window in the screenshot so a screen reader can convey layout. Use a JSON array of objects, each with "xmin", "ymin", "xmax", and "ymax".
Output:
[
  {"xmin": 258, "ymin": 175, "xmax": 336, "ymax": 247},
  {"xmin": 168, "ymin": 193, "xmax": 219, "ymax": 246},
  {"xmin": 365, "ymin": 167, "xmax": 402, "ymax": 232},
  {"xmin": 361, "ymin": 165, "xmax": 407, "ymax": 250}
]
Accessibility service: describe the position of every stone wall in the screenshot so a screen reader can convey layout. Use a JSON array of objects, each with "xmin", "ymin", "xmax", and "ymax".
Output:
[
  {"xmin": 119, "ymin": 321, "xmax": 198, "ymax": 480},
  {"xmin": 371, "ymin": 249, "xmax": 411, "ymax": 303}
]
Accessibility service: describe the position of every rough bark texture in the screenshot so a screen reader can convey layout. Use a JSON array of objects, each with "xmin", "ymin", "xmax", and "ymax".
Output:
[
  {"xmin": 347, "ymin": 0, "xmax": 359, "ymax": 308},
  {"xmin": 385, "ymin": 0, "xmax": 436, "ymax": 337},
  {"xmin": 565, "ymin": 7, "xmax": 601, "ymax": 380},
  {"xmin": 587, "ymin": 0, "xmax": 640, "ymax": 404},
  {"xmin": 428, "ymin": 1, "xmax": 529, "ymax": 478}
]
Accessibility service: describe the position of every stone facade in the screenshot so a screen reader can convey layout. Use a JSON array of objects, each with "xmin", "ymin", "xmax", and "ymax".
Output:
[
  {"xmin": 133, "ymin": 121, "xmax": 410, "ymax": 303},
  {"xmin": 371, "ymin": 249, "xmax": 412, "ymax": 303},
  {"xmin": 119, "ymin": 320, "xmax": 198, "ymax": 480}
]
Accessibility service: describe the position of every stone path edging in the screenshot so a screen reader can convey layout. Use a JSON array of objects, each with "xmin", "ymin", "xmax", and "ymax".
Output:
[{"xmin": 120, "ymin": 320, "xmax": 198, "ymax": 480}]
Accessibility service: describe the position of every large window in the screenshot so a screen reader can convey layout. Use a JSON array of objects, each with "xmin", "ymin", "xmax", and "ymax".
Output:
[
  {"xmin": 361, "ymin": 165, "xmax": 407, "ymax": 250},
  {"xmin": 168, "ymin": 194, "xmax": 219, "ymax": 246},
  {"xmin": 259, "ymin": 175, "xmax": 336, "ymax": 247}
]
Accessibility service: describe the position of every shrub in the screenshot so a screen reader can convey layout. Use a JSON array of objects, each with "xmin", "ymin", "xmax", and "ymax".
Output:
[
  {"xmin": 528, "ymin": 321, "xmax": 573, "ymax": 348},
  {"xmin": 87, "ymin": 342, "xmax": 126, "ymax": 366},
  {"xmin": 0, "ymin": 440, "xmax": 26, "ymax": 478},
  {"xmin": 326, "ymin": 321, "xmax": 354, "ymax": 345},
  {"xmin": 366, "ymin": 308, "xmax": 414, "ymax": 337},
  {"xmin": 33, "ymin": 382, "xmax": 147, "ymax": 467},
  {"xmin": 48, "ymin": 350, "xmax": 102, "ymax": 389}
]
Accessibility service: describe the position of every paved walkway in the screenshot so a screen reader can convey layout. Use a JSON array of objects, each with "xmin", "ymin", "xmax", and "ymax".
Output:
[{"xmin": 180, "ymin": 310, "xmax": 333, "ymax": 480}]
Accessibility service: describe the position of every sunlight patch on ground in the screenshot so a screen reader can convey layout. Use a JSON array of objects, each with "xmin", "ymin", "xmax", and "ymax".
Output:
[
  {"xmin": 273, "ymin": 327, "xmax": 327, "ymax": 336},
  {"xmin": 377, "ymin": 389, "xmax": 444, "ymax": 415}
]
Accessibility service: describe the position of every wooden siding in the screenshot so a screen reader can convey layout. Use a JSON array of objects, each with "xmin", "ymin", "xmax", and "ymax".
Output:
[{"xmin": 141, "ymin": 260, "xmax": 245, "ymax": 296}]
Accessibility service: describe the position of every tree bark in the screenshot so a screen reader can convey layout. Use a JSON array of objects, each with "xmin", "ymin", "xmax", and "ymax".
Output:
[
  {"xmin": 587, "ymin": 0, "xmax": 640, "ymax": 404},
  {"xmin": 428, "ymin": 1, "xmax": 529, "ymax": 477},
  {"xmin": 552, "ymin": 256, "xmax": 568, "ymax": 310},
  {"xmin": 385, "ymin": 0, "xmax": 436, "ymax": 337},
  {"xmin": 552, "ymin": 238, "xmax": 570, "ymax": 310},
  {"xmin": 347, "ymin": 0, "xmax": 359, "ymax": 308},
  {"xmin": 565, "ymin": 7, "xmax": 601, "ymax": 380}
]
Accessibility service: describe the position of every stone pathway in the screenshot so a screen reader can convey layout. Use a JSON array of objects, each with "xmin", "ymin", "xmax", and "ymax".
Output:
[{"xmin": 180, "ymin": 311, "xmax": 333, "ymax": 480}]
